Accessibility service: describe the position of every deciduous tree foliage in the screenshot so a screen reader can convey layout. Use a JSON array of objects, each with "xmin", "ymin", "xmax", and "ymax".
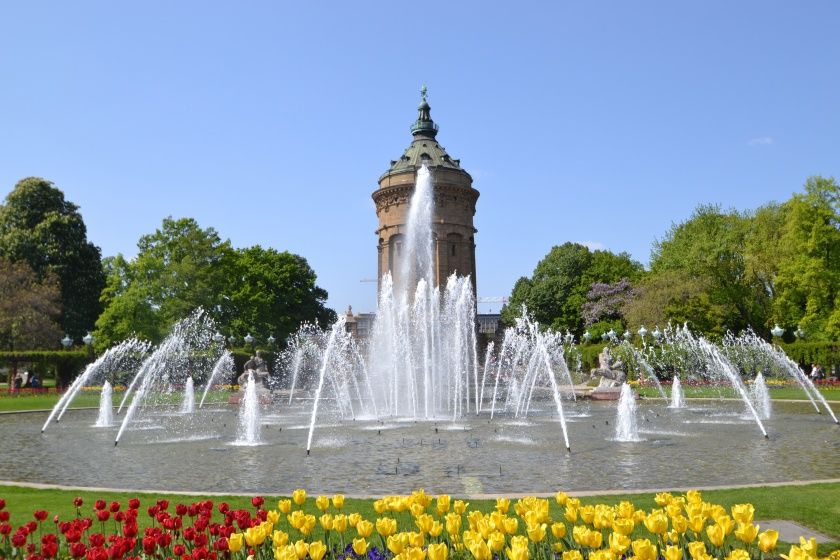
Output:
[
  {"xmin": 95, "ymin": 217, "xmax": 335, "ymax": 349},
  {"xmin": 501, "ymin": 242, "xmax": 643, "ymax": 334},
  {"xmin": 0, "ymin": 177, "xmax": 105, "ymax": 341},
  {"xmin": 0, "ymin": 259, "xmax": 62, "ymax": 351}
]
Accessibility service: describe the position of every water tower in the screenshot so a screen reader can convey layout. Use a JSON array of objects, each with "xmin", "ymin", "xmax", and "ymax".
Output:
[{"xmin": 372, "ymin": 87, "xmax": 479, "ymax": 294}]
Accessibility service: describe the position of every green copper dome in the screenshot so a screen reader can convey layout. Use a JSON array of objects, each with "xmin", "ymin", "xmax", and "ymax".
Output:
[{"xmin": 381, "ymin": 87, "xmax": 468, "ymax": 180}]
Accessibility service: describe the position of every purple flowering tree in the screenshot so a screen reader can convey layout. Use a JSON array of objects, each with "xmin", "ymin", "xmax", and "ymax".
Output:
[{"xmin": 582, "ymin": 278, "xmax": 636, "ymax": 327}]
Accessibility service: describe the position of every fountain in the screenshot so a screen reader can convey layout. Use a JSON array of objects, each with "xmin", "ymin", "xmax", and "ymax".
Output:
[
  {"xmin": 41, "ymin": 338, "xmax": 149, "ymax": 433},
  {"xmin": 180, "ymin": 377, "xmax": 195, "ymax": 414},
  {"xmin": 614, "ymin": 383, "xmax": 641, "ymax": 442},
  {"xmin": 751, "ymin": 373, "xmax": 772, "ymax": 420},
  {"xmin": 199, "ymin": 351, "xmax": 234, "ymax": 408},
  {"xmin": 669, "ymin": 375, "xmax": 685, "ymax": 409},
  {"xmin": 93, "ymin": 381, "xmax": 114, "ymax": 427},
  {"xmin": 235, "ymin": 371, "xmax": 261, "ymax": 446}
]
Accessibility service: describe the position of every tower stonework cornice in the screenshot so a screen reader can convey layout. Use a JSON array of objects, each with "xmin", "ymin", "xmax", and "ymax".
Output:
[{"xmin": 373, "ymin": 88, "xmax": 479, "ymax": 293}]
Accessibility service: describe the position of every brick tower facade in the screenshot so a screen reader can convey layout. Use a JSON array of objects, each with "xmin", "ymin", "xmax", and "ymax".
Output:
[{"xmin": 372, "ymin": 88, "xmax": 479, "ymax": 295}]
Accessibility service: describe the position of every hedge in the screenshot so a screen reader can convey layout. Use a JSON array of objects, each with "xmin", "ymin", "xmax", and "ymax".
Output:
[{"xmin": 0, "ymin": 350, "xmax": 89, "ymax": 388}]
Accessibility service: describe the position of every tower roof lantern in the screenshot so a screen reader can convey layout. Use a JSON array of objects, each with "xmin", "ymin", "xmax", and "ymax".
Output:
[{"xmin": 410, "ymin": 85, "xmax": 439, "ymax": 138}]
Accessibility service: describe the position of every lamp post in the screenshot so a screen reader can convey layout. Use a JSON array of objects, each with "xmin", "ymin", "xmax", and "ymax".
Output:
[
  {"xmin": 267, "ymin": 335, "xmax": 276, "ymax": 346},
  {"xmin": 61, "ymin": 335, "xmax": 72, "ymax": 350},
  {"xmin": 213, "ymin": 332, "xmax": 225, "ymax": 345},
  {"xmin": 583, "ymin": 331, "xmax": 592, "ymax": 343},
  {"xmin": 623, "ymin": 330, "xmax": 632, "ymax": 341},
  {"xmin": 244, "ymin": 333, "xmax": 255, "ymax": 353},
  {"xmin": 771, "ymin": 324, "xmax": 784, "ymax": 339},
  {"xmin": 794, "ymin": 327, "xmax": 805, "ymax": 340},
  {"xmin": 637, "ymin": 325, "xmax": 648, "ymax": 342},
  {"xmin": 82, "ymin": 332, "xmax": 94, "ymax": 359},
  {"xmin": 652, "ymin": 326, "xmax": 662, "ymax": 343}
]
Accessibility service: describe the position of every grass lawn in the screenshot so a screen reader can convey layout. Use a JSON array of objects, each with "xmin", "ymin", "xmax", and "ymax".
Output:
[
  {"xmin": 0, "ymin": 391, "xmax": 231, "ymax": 412},
  {"xmin": 635, "ymin": 385, "xmax": 839, "ymax": 401},
  {"xmin": 0, "ymin": 483, "xmax": 837, "ymax": 554}
]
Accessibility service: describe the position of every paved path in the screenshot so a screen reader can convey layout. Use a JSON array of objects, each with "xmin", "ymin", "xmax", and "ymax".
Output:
[{"xmin": 756, "ymin": 520, "xmax": 835, "ymax": 544}]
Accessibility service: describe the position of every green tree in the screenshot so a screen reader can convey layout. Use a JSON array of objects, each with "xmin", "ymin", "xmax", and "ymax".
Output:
[
  {"xmin": 501, "ymin": 242, "xmax": 643, "ymax": 334},
  {"xmin": 0, "ymin": 259, "xmax": 62, "ymax": 351},
  {"xmin": 227, "ymin": 246, "xmax": 336, "ymax": 345},
  {"xmin": 0, "ymin": 177, "xmax": 105, "ymax": 339},
  {"xmin": 772, "ymin": 176, "xmax": 840, "ymax": 340},
  {"xmin": 95, "ymin": 217, "xmax": 234, "ymax": 347},
  {"xmin": 649, "ymin": 204, "xmax": 769, "ymax": 336}
]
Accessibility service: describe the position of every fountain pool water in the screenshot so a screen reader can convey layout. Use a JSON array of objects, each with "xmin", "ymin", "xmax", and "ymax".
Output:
[
  {"xmin": 752, "ymin": 373, "xmax": 772, "ymax": 420},
  {"xmin": 180, "ymin": 377, "xmax": 195, "ymax": 414},
  {"xmin": 669, "ymin": 375, "xmax": 685, "ymax": 409},
  {"xmin": 94, "ymin": 381, "xmax": 114, "ymax": 428},
  {"xmin": 614, "ymin": 383, "xmax": 641, "ymax": 442}
]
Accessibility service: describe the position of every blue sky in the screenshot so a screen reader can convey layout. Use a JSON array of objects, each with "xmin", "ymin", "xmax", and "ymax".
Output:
[{"xmin": 1, "ymin": 2, "xmax": 838, "ymax": 315}]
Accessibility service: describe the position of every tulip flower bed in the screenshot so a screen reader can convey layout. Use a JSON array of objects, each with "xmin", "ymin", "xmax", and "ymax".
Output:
[{"xmin": 0, "ymin": 489, "xmax": 837, "ymax": 560}]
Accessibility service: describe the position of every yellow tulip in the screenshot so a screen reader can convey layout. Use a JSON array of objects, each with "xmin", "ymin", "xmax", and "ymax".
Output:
[
  {"xmin": 352, "ymin": 538, "xmax": 367, "ymax": 556},
  {"xmin": 408, "ymin": 532, "xmax": 425, "ymax": 548},
  {"xmin": 308, "ymin": 542, "xmax": 327, "ymax": 560},
  {"xmin": 245, "ymin": 525, "xmax": 265, "ymax": 547},
  {"xmin": 706, "ymin": 524, "xmax": 725, "ymax": 547},
  {"xmin": 292, "ymin": 540, "xmax": 308, "ymax": 560},
  {"xmin": 503, "ymin": 517, "xmax": 518, "ymax": 535},
  {"xmin": 579, "ymin": 505, "xmax": 595, "ymax": 525},
  {"xmin": 562, "ymin": 551, "xmax": 583, "ymax": 560},
  {"xmin": 731, "ymin": 503, "xmax": 754, "ymax": 525},
  {"xmin": 487, "ymin": 531, "xmax": 506, "ymax": 552},
  {"xmin": 555, "ymin": 491, "xmax": 568, "ymax": 506},
  {"xmin": 616, "ymin": 501, "xmax": 635, "ymax": 520},
  {"xmin": 333, "ymin": 514, "xmax": 348, "ymax": 533},
  {"xmin": 406, "ymin": 547, "xmax": 426, "ymax": 560},
  {"xmin": 671, "ymin": 515, "xmax": 688, "ymax": 534},
  {"xmin": 436, "ymin": 495, "xmax": 451, "ymax": 515},
  {"xmin": 410, "ymin": 503, "xmax": 425, "ymax": 518},
  {"xmin": 348, "ymin": 513, "xmax": 361, "ymax": 528},
  {"xmin": 632, "ymin": 538, "xmax": 658, "ymax": 560},
  {"xmin": 301, "ymin": 514, "xmax": 316, "ymax": 536},
  {"xmin": 588, "ymin": 530, "xmax": 603, "ymax": 549},
  {"xmin": 332, "ymin": 494, "xmax": 345, "ymax": 510},
  {"xmin": 506, "ymin": 536, "xmax": 529, "ymax": 560},
  {"xmin": 710, "ymin": 505, "xmax": 727, "ymax": 522},
  {"xmin": 687, "ymin": 541, "xmax": 706, "ymax": 560},
  {"xmin": 612, "ymin": 518, "xmax": 634, "ymax": 536},
  {"xmin": 655, "ymin": 492, "xmax": 674, "ymax": 507},
  {"xmin": 356, "ymin": 519, "xmax": 374, "ymax": 538},
  {"xmin": 685, "ymin": 490, "xmax": 702, "ymax": 505},
  {"xmin": 274, "ymin": 545, "xmax": 297, "ymax": 560},
  {"xmin": 429, "ymin": 521, "xmax": 443, "ymax": 537},
  {"xmin": 758, "ymin": 529, "xmax": 779, "ymax": 553},
  {"xmin": 292, "ymin": 489, "xmax": 306, "ymax": 507},
  {"xmin": 272, "ymin": 530, "xmax": 289, "ymax": 547},
  {"xmin": 454, "ymin": 500, "xmax": 469, "ymax": 515},
  {"xmin": 664, "ymin": 545, "xmax": 682, "ymax": 560},
  {"xmin": 496, "ymin": 498, "xmax": 511, "ymax": 513},
  {"xmin": 377, "ymin": 517, "xmax": 398, "ymax": 537},
  {"xmin": 277, "ymin": 500, "xmax": 292, "ymax": 514},
  {"xmin": 387, "ymin": 535, "xmax": 405, "ymax": 555},
  {"xmin": 735, "ymin": 523, "xmax": 758, "ymax": 544},
  {"xmin": 373, "ymin": 499, "xmax": 387, "ymax": 514},
  {"xmin": 781, "ymin": 545, "xmax": 810, "ymax": 560},
  {"xmin": 315, "ymin": 496, "xmax": 330, "ymax": 512},
  {"xmin": 266, "ymin": 510, "xmax": 280, "ymax": 526},
  {"xmin": 526, "ymin": 523, "xmax": 546, "ymax": 543},
  {"xmin": 445, "ymin": 513, "xmax": 462, "ymax": 535},
  {"xmin": 468, "ymin": 537, "xmax": 492, "ymax": 560},
  {"xmin": 798, "ymin": 537, "xmax": 818, "ymax": 557},
  {"xmin": 666, "ymin": 503, "xmax": 683, "ymax": 519},
  {"xmin": 687, "ymin": 542, "xmax": 707, "ymax": 560},
  {"xmin": 609, "ymin": 532, "xmax": 630, "ymax": 555},
  {"xmin": 687, "ymin": 515, "xmax": 705, "ymax": 534},
  {"xmin": 319, "ymin": 514, "xmax": 333, "ymax": 531},
  {"xmin": 228, "ymin": 533, "xmax": 244, "ymax": 553},
  {"xmin": 572, "ymin": 525, "xmax": 589, "ymax": 546},
  {"xmin": 589, "ymin": 550, "xmax": 615, "ymax": 560},
  {"xmin": 726, "ymin": 549, "xmax": 750, "ymax": 560},
  {"xmin": 427, "ymin": 543, "xmax": 448, "ymax": 560},
  {"xmin": 716, "ymin": 515, "xmax": 735, "ymax": 536},
  {"xmin": 644, "ymin": 511, "xmax": 669, "ymax": 535},
  {"xmin": 551, "ymin": 522, "xmax": 567, "ymax": 539},
  {"xmin": 564, "ymin": 507, "xmax": 578, "ymax": 523},
  {"xmin": 634, "ymin": 510, "xmax": 647, "ymax": 523}
]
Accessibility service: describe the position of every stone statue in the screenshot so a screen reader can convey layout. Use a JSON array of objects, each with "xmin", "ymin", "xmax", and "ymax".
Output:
[
  {"xmin": 590, "ymin": 346, "xmax": 626, "ymax": 387},
  {"xmin": 238, "ymin": 350, "xmax": 270, "ymax": 389}
]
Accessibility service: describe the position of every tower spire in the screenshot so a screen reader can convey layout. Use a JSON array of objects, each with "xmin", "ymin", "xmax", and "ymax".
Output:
[{"xmin": 410, "ymin": 85, "xmax": 439, "ymax": 138}]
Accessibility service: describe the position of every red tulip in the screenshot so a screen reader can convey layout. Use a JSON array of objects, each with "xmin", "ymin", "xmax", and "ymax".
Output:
[
  {"xmin": 147, "ymin": 506, "xmax": 159, "ymax": 518},
  {"xmin": 0, "ymin": 498, "xmax": 6, "ymax": 510},
  {"xmin": 96, "ymin": 511, "xmax": 110, "ymax": 522},
  {"xmin": 73, "ymin": 497, "xmax": 83, "ymax": 508},
  {"xmin": 0, "ymin": 523, "xmax": 12, "ymax": 535},
  {"xmin": 65, "ymin": 530, "xmax": 82, "ymax": 543},
  {"xmin": 212, "ymin": 538, "xmax": 228, "ymax": 552},
  {"xmin": 41, "ymin": 540, "xmax": 59, "ymax": 558},
  {"xmin": 173, "ymin": 544, "xmax": 186, "ymax": 557},
  {"xmin": 70, "ymin": 542, "xmax": 87, "ymax": 558},
  {"xmin": 12, "ymin": 531, "xmax": 27, "ymax": 547},
  {"xmin": 0, "ymin": 510, "xmax": 9, "ymax": 522},
  {"xmin": 127, "ymin": 499, "xmax": 140, "ymax": 510},
  {"xmin": 156, "ymin": 500, "xmax": 169, "ymax": 511},
  {"xmin": 156, "ymin": 533, "xmax": 171, "ymax": 548},
  {"xmin": 88, "ymin": 534, "xmax": 105, "ymax": 548},
  {"xmin": 141, "ymin": 537, "xmax": 156, "ymax": 555},
  {"xmin": 250, "ymin": 496, "xmax": 264, "ymax": 508},
  {"xmin": 86, "ymin": 547, "xmax": 108, "ymax": 560},
  {"xmin": 191, "ymin": 547, "xmax": 208, "ymax": 560},
  {"xmin": 175, "ymin": 504, "xmax": 188, "ymax": 517},
  {"xmin": 26, "ymin": 521, "xmax": 37, "ymax": 533},
  {"xmin": 94, "ymin": 500, "xmax": 106, "ymax": 511},
  {"xmin": 109, "ymin": 502, "xmax": 120, "ymax": 513},
  {"xmin": 217, "ymin": 503, "xmax": 229, "ymax": 514}
]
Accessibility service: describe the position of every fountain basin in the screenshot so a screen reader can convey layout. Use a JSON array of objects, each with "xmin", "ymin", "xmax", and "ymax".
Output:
[{"xmin": 4, "ymin": 399, "xmax": 837, "ymax": 495}]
